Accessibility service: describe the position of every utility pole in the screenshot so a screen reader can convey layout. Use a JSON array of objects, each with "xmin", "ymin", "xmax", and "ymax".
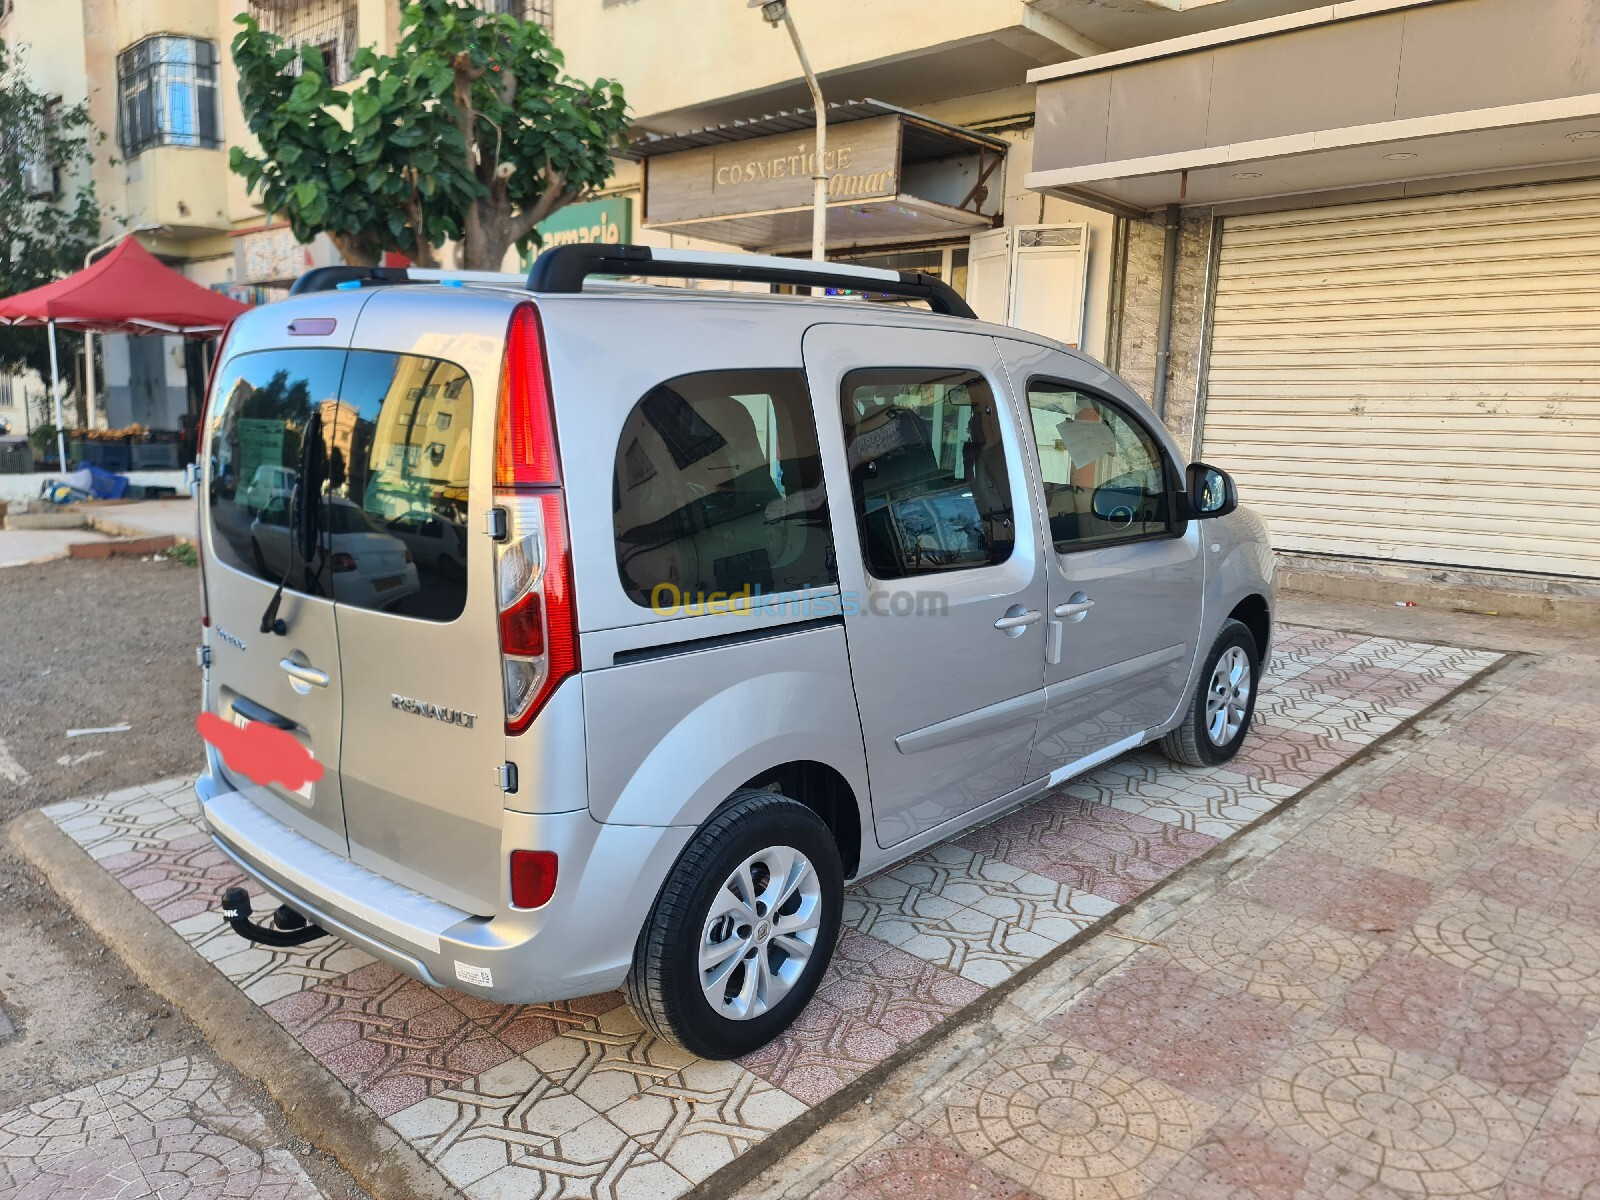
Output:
[{"xmin": 753, "ymin": 0, "xmax": 827, "ymax": 261}]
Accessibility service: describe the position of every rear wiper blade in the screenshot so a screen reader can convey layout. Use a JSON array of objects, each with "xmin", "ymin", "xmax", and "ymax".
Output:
[{"xmin": 260, "ymin": 410, "xmax": 324, "ymax": 636}]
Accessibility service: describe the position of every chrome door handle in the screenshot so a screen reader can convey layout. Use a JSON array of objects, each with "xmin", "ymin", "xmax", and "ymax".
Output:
[
  {"xmin": 994, "ymin": 608, "xmax": 1042, "ymax": 631},
  {"xmin": 279, "ymin": 658, "xmax": 329, "ymax": 689},
  {"xmin": 1054, "ymin": 597, "xmax": 1095, "ymax": 619}
]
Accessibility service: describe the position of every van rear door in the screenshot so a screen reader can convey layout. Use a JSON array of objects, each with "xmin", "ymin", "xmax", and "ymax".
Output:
[
  {"xmin": 331, "ymin": 291, "xmax": 509, "ymax": 915},
  {"xmin": 201, "ymin": 318, "xmax": 359, "ymax": 855}
]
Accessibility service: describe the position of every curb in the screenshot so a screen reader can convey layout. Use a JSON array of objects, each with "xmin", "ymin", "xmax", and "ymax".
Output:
[
  {"xmin": 68, "ymin": 535, "xmax": 177, "ymax": 559},
  {"xmin": 7, "ymin": 809, "xmax": 465, "ymax": 1200}
]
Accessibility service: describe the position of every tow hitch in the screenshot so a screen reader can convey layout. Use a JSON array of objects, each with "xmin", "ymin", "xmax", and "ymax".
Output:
[{"xmin": 220, "ymin": 886, "xmax": 328, "ymax": 947}]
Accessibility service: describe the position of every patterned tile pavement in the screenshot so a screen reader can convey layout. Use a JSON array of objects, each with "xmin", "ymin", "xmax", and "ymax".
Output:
[
  {"xmin": 38, "ymin": 627, "xmax": 1507, "ymax": 1198},
  {"xmin": 0, "ymin": 1056, "xmax": 320, "ymax": 1199},
  {"xmin": 809, "ymin": 640, "xmax": 1600, "ymax": 1200}
]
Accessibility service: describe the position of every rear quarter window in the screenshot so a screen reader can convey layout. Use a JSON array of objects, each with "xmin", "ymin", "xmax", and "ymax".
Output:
[{"xmin": 613, "ymin": 369, "xmax": 835, "ymax": 610}]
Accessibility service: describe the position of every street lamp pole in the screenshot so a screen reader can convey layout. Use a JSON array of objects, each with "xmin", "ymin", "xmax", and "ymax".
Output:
[{"xmin": 754, "ymin": 0, "xmax": 826, "ymax": 261}]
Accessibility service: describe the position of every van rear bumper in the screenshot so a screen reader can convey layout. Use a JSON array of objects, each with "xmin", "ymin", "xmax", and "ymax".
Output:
[{"xmin": 196, "ymin": 772, "xmax": 693, "ymax": 1004}]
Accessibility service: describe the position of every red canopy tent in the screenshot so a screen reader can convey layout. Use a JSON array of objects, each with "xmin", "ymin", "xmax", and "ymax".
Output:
[{"xmin": 0, "ymin": 237, "xmax": 249, "ymax": 469}]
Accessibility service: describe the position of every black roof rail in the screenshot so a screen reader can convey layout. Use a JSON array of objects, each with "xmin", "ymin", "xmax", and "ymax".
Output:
[
  {"xmin": 525, "ymin": 243, "xmax": 978, "ymax": 319},
  {"xmin": 289, "ymin": 266, "xmax": 415, "ymax": 296}
]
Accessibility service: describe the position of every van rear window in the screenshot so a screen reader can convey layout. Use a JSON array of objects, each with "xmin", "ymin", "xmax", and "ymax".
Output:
[
  {"xmin": 205, "ymin": 348, "xmax": 473, "ymax": 622},
  {"xmin": 613, "ymin": 369, "xmax": 835, "ymax": 610}
]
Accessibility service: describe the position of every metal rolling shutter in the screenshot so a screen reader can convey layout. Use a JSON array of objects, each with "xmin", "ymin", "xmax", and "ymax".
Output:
[{"xmin": 1202, "ymin": 179, "xmax": 1600, "ymax": 578}]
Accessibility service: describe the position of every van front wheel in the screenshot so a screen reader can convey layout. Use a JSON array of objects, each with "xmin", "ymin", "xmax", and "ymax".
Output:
[
  {"xmin": 1159, "ymin": 618, "xmax": 1261, "ymax": 767},
  {"xmin": 626, "ymin": 790, "xmax": 843, "ymax": 1059}
]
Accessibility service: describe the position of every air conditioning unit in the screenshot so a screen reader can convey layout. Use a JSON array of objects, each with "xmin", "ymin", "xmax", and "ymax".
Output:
[{"xmin": 22, "ymin": 156, "xmax": 56, "ymax": 200}]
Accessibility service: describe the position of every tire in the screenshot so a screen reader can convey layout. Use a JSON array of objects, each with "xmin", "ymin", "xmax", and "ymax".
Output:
[
  {"xmin": 1160, "ymin": 618, "xmax": 1261, "ymax": 768},
  {"xmin": 626, "ymin": 790, "xmax": 843, "ymax": 1059}
]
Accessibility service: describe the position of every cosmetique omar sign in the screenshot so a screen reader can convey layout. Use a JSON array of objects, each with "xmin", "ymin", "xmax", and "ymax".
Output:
[{"xmin": 644, "ymin": 116, "xmax": 900, "ymax": 224}]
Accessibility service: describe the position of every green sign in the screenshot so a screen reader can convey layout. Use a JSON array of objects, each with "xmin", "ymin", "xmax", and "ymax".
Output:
[{"xmin": 519, "ymin": 198, "xmax": 632, "ymax": 269}]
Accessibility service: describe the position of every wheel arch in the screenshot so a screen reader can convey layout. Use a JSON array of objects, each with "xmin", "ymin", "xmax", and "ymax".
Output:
[{"xmin": 737, "ymin": 760, "xmax": 863, "ymax": 879}]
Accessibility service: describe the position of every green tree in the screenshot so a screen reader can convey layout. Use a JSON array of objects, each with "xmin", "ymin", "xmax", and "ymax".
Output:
[
  {"xmin": 231, "ymin": 0, "xmax": 629, "ymax": 271},
  {"xmin": 0, "ymin": 38, "xmax": 103, "ymax": 419}
]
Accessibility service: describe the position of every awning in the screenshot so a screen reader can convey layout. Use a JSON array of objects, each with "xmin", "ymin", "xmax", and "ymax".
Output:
[
  {"xmin": 0, "ymin": 236, "xmax": 248, "ymax": 335},
  {"xmin": 1025, "ymin": 0, "xmax": 1600, "ymax": 215},
  {"xmin": 634, "ymin": 99, "xmax": 1006, "ymax": 253}
]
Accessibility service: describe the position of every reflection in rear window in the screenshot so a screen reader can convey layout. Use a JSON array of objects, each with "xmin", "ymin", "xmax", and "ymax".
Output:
[{"xmin": 204, "ymin": 349, "xmax": 474, "ymax": 622}]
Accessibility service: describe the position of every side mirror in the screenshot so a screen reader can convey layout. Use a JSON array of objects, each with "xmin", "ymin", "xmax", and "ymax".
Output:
[{"xmin": 1186, "ymin": 462, "xmax": 1237, "ymax": 520}]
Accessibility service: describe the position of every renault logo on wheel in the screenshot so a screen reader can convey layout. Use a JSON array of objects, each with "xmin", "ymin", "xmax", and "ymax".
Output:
[{"xmin": 391, "ymin": 694, "xmax": 477, "ymax": 729}]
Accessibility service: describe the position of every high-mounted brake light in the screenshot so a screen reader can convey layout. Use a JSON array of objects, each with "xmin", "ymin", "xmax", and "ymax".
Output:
[{"xmin": 493, "ymin": 303, "xmax": 578, "ymax": 735}]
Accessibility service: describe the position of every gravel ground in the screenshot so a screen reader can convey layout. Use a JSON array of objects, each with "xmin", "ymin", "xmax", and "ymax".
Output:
[
  {"xmin": 0, "ymin": 554, "xmax": 202, "ymax": 811},
  {"xmin": 0, "ymin": 555, "xmax": 368, "ymax": 1198}
]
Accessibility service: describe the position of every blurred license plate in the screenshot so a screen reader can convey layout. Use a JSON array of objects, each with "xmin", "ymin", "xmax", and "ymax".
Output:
[{"xmin": 373, "ymin": 575, "xmax": 405, "ymax": 592}]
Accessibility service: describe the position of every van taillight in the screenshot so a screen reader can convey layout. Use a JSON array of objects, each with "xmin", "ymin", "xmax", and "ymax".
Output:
[
  {"xmin": 493, "ymin": 303, "xmax": 577, "ymax": 735},
  {"xmin": 495, "ymin": 304, "xmax": 560, "ymax": 488}
]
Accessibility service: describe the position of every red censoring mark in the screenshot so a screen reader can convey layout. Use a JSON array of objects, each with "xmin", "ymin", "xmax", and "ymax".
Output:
[{"xmin": 196, "ymin": 712, "xmax": 325, "ymax": 792}]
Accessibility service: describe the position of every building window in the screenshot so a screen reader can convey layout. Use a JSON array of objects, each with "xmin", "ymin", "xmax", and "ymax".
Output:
[
  {"xmin": 117, "ymin": 36, "xmax": 220, "ymax": 157},
  {"xmin": 470, "ymin": 0, "xmax": 554, "ymax": 33},
  {"xmin": 249, "ymin": 0, "xmax": 358, "ymax": 85}
]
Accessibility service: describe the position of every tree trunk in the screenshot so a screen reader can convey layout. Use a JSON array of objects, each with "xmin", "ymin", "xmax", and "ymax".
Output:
[{"xmin": 328, "ymin": 231, "xmax": 382, "ymax": 268}]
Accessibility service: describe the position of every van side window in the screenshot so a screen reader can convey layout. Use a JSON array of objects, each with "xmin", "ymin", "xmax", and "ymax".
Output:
[
  {"xmin": 330, "ymin": 351, "xmax": 474, "ymax": 622},
  {"xmin": 1026, "ymin": 382, "xmax": 1171, "ymax": 552},
  {"xmin": 839, "ymin": 368, "xmax": 1015, "ymax": 579},
  {"xmin": 206, "ymin": 348, "xmax": 343, "ymax": 590},
  {"xmin": 613, "ymin": 369, "xmax": 835, "ymax": 609}
]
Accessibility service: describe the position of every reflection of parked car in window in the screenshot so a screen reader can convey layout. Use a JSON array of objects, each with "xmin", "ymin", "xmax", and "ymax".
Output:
[
  {"xmin": 250, "ymin": 497, "xmax": 419, "ymax": 609},
  {"xmin": 384, "ymin": 511, "xmax": 467, "ymax": 577},
  {"xmin": 239, "ymin": 464, "xmax": 297, "ymax": 512},
  {"xmin": 197, "ymin": 244, "xmax": 1272, "ymax": 1063}
]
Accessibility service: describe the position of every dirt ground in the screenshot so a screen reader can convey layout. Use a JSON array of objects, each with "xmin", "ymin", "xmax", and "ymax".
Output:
[{"xmin": 0, "ymin": 555, "xmax": 367, "ymax": 1198}]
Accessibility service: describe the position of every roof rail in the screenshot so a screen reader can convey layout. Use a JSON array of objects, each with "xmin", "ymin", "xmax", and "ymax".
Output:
[{"xmin": 525, "ymin": 244, "xmax": 978, "ymax": 319}]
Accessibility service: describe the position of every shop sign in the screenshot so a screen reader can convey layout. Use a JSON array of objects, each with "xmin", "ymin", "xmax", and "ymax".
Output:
[
  {"xmin": 647, "ymin": 115, "xmax": 900, "ymax": 225},
  {"xmin": 518, "ymin": 197, "xmax": 632, "ymax": 269}
]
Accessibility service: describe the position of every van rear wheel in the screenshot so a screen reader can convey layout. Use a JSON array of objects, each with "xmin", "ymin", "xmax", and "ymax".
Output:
[{"xmin": 626, "ymin": 790, "xmax": 843, "ymax": 1059}]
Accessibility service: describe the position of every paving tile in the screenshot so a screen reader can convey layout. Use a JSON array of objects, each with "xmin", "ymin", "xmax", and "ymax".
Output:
[
  {"xmin": 812, "ymin": 1130, "xmax": 1041, "ymax": 1200},
  {"xmin": 0, "ymin": 1084, "xmax": 118, "ymax": 1192},
  {"xmin": 1048, "ymin": 958, "xmax": 1297, "ymax": 1106},
  {"xmin": 0, "ymin": 1057, "xmax": 319, "ymax": 1200},
  {"xmin": 1229, "ymin": 848, "xmax": 1436, "ymax": 940},
  {"xmin": 607, "ymin": 1059, "xmax": 808, "ymax": 1185},
  {"xmin": 1144, "ymin": 1117, "xmax": 1407, "ymax": 1200},
  {"xmin": 1158, "ymin": 897, "xmax": 1385, "ymax": 1017},
  {"xmin": 1288, "ymin": 804, "xmax": 1477, "ymax": 883},
  {"xmin": 1408, "ymin": 740, "xmax": 1567, "ymax": 797},
  {"xmin": 98, "ymin": 831, "xmax": 252, "ymax": 925},
  {"xmin": 1511, "ymin": 796, "xmax": 1600, "ymax": 862},
  {"xmin": 264, "ymin": 962, "xmax": 618, "ymax": 1118},
  {"xmin": 1339, "ymin": 948, "xmax": 1595, "ymax": 1101},
  {"xmin": 1229, "ymin": 1032, "xmax": 1542, "ymax": 1196},
  {"xmin": 957, "ymin": 797, "xmax": 1218, "ymax": 905},
  {"xmin": 926, "ymin": 1035, "xmax": 1219, "ymax": 1200},
  {"xmin": 740, "ymin": 931, "xmax": 985, "ymax": 1104},
  {"xmin": 1503, "ymin": 1115, "xmax": 1600, "ymax": 1200},
  {"xmin": 1359, "ymin": 765, "xmax": 1537, "ymax": 835},
  {"xmin": 1456, "ymin": 840, "xmax": 1584, "ymax": 920},
  {"xmin": 1401, "ymin": 887, "xmax": 1600, "ymax": 1011}
]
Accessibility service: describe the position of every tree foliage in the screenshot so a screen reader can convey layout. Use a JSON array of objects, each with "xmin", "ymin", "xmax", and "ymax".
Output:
[
  {"xmin": 231, "ymin": 0, "xmax": 629, "ymax": 271},
  {"xmin": 0, "ymin": 38, "xmax": 103, "ymax": 407}
]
